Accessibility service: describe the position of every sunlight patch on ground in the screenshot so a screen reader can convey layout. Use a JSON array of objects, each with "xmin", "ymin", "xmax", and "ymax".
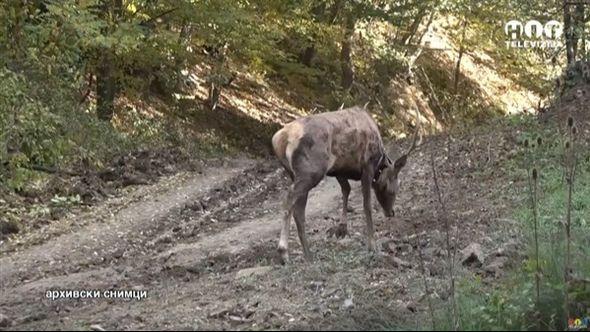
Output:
[{"xmin": 429, "ymin": 18, "xmax": 541, "ymax": 115}]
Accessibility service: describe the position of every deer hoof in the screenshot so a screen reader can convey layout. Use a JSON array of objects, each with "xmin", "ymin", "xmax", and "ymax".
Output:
[{"xmin": 278, "ymin": 247, "xmax": 289, "ymax": 265}]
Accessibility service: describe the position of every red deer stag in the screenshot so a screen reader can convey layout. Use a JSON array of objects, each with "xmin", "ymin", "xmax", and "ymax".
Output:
[{"xmin": 271, "ymin": 105, "xmax": 418, "ymax": 263}]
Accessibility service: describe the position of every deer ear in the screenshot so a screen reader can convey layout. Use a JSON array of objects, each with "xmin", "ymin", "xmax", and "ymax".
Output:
[{"xmin": 392, "ymin": 154, "xmax": 408, "ymax": 175}]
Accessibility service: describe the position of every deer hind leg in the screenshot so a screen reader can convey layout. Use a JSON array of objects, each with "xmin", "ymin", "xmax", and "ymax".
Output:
[
  {"xmin": 292, "ymin": 173, "xmax": 324, "ymax": 262},
  {"xmin": 278, "ymin": 184, "xmax": 295, "ymax": 264},
  {"xmin": 278, "ymin": 175, "xmax": 320, "ymax": 263}
]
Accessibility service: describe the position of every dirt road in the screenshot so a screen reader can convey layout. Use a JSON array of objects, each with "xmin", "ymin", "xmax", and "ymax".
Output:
[{"xmin": 0, "ymin": 132, "xmax": 522, "ymax": 330}]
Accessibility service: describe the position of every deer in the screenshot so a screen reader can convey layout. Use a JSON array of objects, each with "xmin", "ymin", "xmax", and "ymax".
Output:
[{"xmin": 271, "ymin": 104, "xmax": 419, "ymax": 263}]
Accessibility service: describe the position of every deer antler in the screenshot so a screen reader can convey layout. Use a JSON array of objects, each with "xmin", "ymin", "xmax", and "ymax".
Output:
[
  {"xmin": 404, "ymin": 108, "xmax": 421, "ymax": 157},
  {"xmin": 390, "ymin": 108, "xmax": 421, "ymax": 170}
]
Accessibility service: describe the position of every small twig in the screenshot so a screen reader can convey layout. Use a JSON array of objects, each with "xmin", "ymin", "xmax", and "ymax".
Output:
[
  {"xmin": 29, "ymin": 164, "xmax": 85, "ymax": 177},
  {"xmin": 563, "ymin": 116, "xmax": 578, "ymax": 327},
  {"xmin": 405, "ymin": 47, "xmax": 423, "ymax": 84},
  {"xmin": 79, "ymin": 73, "xmax": 94, "ymax": 105},
  {"xmin": 415, "ymin": 226, "xmax": 436, "ymax": 330},
  {"xmin": 524, "ymin": 138, "xmax": 541, "ymax": 325},
  {"xmin": 430, "ymin": 151, "xmax": 458, "ymax": 331},
  {"xmin": 486, "ymin": 140, "xmax": 492, "ymax": 166},
  {"xmin": 420, "ymin": 66, "xmax": 449, "ymax": 123}
]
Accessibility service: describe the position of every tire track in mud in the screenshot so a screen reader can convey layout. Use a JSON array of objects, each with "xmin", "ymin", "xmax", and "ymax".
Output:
[
  {"xmin": 1, "ymin": 160, "xmax": 253, "ymax": 287},
  {"xmin": 156, "ymin": 175, "xmax": 342, "ymax": 272},
  {"xmin": 0, "ymin": 157, "xmax": 347, "ymax": 330}
]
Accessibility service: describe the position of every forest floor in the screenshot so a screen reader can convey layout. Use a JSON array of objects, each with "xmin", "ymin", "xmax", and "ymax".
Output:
[{"xmin": 0, "ymin": 118, "xmax": 532, "ymax": 330}]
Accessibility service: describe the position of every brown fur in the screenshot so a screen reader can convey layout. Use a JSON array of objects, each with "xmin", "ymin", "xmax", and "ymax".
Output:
[
  {"xmin": 272, "ymin": 106, "xmax": 413, "ymax": 263},
  {"xmin": 273, "ymin": 107, "xmax": 383, "ymax": 179}
]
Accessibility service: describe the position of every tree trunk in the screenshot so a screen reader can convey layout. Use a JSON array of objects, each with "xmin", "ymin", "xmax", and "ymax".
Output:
[
  {"xmin": 299, "ymin": 3, "xmax": 327, "ymax": 67},
  {"xmin": 95, "ymin": 0, "xmax": 122, "ymax": 122},
  {"xmin": 402, "ymin": 7, "xmax": 427, "ymax": 45},
  {"xmin": 175, "ymin": 22, "xmax": 193, "ymax": 90},
  {"xmin": 96, "ymin": 51, "xmax": 116, "ymax": 121},
  {"xmin": 208, "ymin": 83, "xmax": 221, "ymax": 111},
  {"xmin": 394, "ymin": 0, "xmax": 410, "ymax": 41},
  {"xmin": 329, "ymin": 0, "xmax": 344, "ymax": 23},
  {"xmin": 575, "ymin": 4, "xmax": 586, "ymax": 59},
  {"xmin": 453, "ymin": 48, "xmax": 465, "ymax": 93},
  {"xmin": 415, "ymin": 11, "xmax": 436, "ymax": 47},
  {"xmin": 340, "ymin": 15, "xmax": 355, "ymax": 91},
  {"xmin": 206, "ymin": 44, "xmax": 236, "ymax": 111},
  {"xmin": 300, "ymin": 45, "xmax": 316, "ymax": 66},
  {"xmin": 564, "ymin": 1, "xmax": 575, "ymax": 64},
  {"xmin": 453, "ymin": 20, "xmax": 468, "ymax": 94}
]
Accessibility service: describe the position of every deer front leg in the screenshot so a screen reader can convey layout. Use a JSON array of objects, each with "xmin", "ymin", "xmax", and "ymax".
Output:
[
  {"xmin": 281, "ymin": 177, "xmax": 318, "ymax": 262},
  {"xmin": 335, "ymin": 177, "xmax": 351, "ymax": 238},
  {"xmin": 361, "ymin": 168, "xmax": 376, "ymax": 252},
  {"xmin": 293, "ymin": 192, "xmax": 312, "ymax": 261}
]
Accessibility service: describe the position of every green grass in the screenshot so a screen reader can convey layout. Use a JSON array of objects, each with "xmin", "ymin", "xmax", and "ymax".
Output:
[{"xmin": 444, "ymin": 117, "xmax": 590, "ymax": 331}]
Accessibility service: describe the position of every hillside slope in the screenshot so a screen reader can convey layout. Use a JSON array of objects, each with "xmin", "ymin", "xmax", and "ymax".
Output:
[{"xmin": 168, "ymin": 18, "xmax": 541, "ymax": 145}]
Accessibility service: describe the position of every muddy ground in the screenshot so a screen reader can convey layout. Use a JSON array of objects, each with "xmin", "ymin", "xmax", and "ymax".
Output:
[{"xmin": 0, "ymin": 123, "xmax": 529, "ymax": 331}]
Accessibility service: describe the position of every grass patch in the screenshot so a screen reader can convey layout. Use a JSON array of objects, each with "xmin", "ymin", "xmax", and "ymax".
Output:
[{"xmin": 444, "ymin": 116, "xmax": 590, "ymax": 331}]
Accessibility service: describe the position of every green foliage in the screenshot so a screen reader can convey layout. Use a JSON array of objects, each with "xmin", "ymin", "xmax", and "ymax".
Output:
[
  {"xmin": 448, "ymin": 119, "xmax": 590, "ymax": 331},
  {"xmin": 50, "ymin": 194, "xmax": 82, "ymax": 207},
  {"xmin": 1, "ymin": 0, "xmax": 284, "ymax": 189},
  {"xmin": 438, "ymin": 0, "xmax": 561, "ymax": 97},
  {"xmin": 0, "ymin": 0, "xmax": 569, "ymax": 189}
]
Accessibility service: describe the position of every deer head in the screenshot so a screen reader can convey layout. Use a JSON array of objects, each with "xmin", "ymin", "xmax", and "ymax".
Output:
[{"xmin": 373, "ymin": 119, "xmax": 420, "ymax": 217}]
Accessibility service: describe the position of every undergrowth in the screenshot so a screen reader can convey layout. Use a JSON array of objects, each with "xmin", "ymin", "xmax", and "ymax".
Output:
[{"xmin": 444, "ymin": 116, "xmax": 590, "ymax": 331}]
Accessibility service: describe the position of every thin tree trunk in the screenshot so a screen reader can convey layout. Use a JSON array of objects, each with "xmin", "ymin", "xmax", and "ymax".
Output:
[
  {"xmin": 415, "ymin": 11, "xmax": 436, "ymax": 47},
  {"xmin": 565, "ymin": 1, "xmax": 575, "ymax": 64},
  {"xmin": 329, "ymin": 0, "xmax": 344, "ymax": 24},
  {"xmin": 575, "ymin": 4, "xmax": 586, "ymax": 59},
  {"xmin": 175, "ymin": 22, "xmax": 192, "ymax": 90},
  {"xmin": 96, "ymin": 0, "xmax": 122, "ymax": 121},
  {"xmin": 300, "ymin": 45, "xmax": 316, "ymax": 66},
  {"xmin": 96, "ymin": 51, "xmax": 116, "ymax": 121},
  {"xmin": 453, "ymin": 49, "xmax": 464, "ymax": 93},
  {"xmin": 453, "ymin": 20, "xmax": 468, "ymax": 94},
  {"xmin": 299, "ymin": 3, "xmax": 327, "ymax": 66},
  {"xmin": 402, "ymin": 7, "xmax": 427, "ymax": 45},
  {"xmin": 341, "ymin": 15, "xmax": 355, "ymax": 91},
  {"xmin": 569, "ymin": 3, "xmax": 586, "ymax": 61},
  {"xmin": 207, "ymin": 44, "xmax": 235, "ymax": 111},
  {"xmin": 394, "ymin": 0, "xmax": 409, "ymax": 42},
  {"xmin": 208, "ymin": 83, "xmax": 221, "ymax": 111}
]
